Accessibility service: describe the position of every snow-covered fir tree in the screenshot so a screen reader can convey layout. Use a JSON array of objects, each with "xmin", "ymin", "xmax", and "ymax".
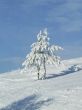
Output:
[{"xmin": 22, "ymin": 28, "xmax": 63, "ymax": 80}]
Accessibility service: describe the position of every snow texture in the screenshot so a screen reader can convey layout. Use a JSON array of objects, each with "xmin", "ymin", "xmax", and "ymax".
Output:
[{"xmin": 0, "ymin": 57, "xmax": 82, "ymax": 110}]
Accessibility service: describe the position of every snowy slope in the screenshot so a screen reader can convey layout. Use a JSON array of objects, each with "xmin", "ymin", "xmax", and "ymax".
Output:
[{"xmin": 0, "ymin": 57, "xmax": 82, "ymax": 110}]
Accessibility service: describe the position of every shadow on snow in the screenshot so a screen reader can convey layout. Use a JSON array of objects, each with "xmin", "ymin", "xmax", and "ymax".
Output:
[
  {"xmin": 46, "ymin": 65, "xmax": 82, "ymax": 79},
  {"xmin": 0, "ymin": 94, "xmax": 52, "ymax": 110}
]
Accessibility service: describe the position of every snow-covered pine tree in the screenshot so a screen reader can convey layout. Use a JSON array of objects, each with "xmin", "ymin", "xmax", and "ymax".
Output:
[{"xmin": 22, "ymin": 28, "xmax": 63, "ymax": 80}]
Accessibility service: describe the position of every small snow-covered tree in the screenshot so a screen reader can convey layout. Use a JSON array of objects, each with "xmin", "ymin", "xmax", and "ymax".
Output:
[{"xmin": 22, "ymin": 28, "xmax": 63, "ymax": 79}]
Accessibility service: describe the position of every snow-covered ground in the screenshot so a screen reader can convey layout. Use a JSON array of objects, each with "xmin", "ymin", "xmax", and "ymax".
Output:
[{"xmin": 0, "ymin": 57, "xmax": 82, "ymax": 110}]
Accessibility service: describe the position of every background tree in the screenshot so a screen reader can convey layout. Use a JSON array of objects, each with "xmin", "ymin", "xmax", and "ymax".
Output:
[{"xmin": 22, "ymin": 28, "xmax": 63, "ymax": 80}]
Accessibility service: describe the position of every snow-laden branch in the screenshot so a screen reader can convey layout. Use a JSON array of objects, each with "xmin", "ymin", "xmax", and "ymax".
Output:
[{"xmin": 22, "ymin": 28, "xmax": 63, "ymax": 79}]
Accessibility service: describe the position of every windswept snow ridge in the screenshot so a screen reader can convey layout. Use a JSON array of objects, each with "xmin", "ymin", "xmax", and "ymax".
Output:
[{"xmin": 0, "ymin": 57, "xmax": 82, "ymax": 110}]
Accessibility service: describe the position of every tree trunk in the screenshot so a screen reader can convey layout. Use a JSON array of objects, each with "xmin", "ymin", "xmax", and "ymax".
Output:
[
  {"xmin": 37, "ymin": 66, "xmax": 40, "ymax": 80},
  {"xmin": 43, "ymin": 57, "xmax": 46, "ymax": 79},
  {"xmin": 38, "ymin": 72, "xmax": 39, "ymax": 80}
]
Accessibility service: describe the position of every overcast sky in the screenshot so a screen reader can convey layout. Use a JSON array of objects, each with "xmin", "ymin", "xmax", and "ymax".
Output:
[{"xmin": 0, "ymin": 0, "xmax": 82, "ymax": 73}]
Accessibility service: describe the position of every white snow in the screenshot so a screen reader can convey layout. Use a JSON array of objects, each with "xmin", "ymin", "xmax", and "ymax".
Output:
[
  {"xmin": 0, "ymin": 57, "xmax": 82, "ymax": 110},
  {"xmin": 22, "ymin": 29, "xmax": 63, "ymax": 80}
]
